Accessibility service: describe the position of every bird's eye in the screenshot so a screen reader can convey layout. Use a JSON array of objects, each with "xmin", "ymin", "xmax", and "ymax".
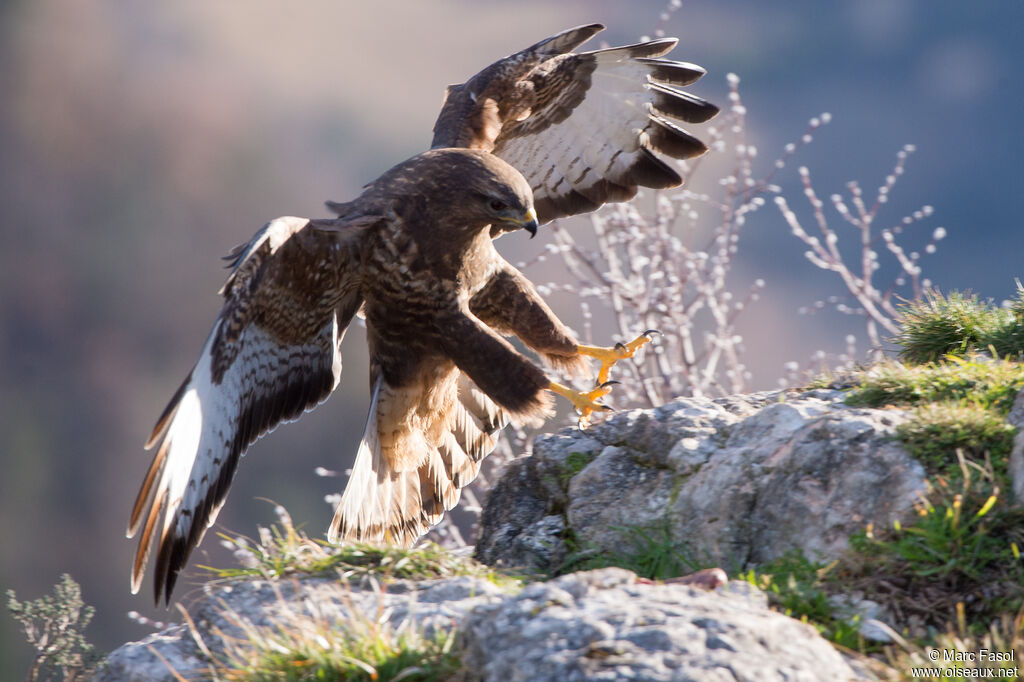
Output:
[{"xmin": 489, "ymin": 199, "xmax": 507, "ymax": 212}]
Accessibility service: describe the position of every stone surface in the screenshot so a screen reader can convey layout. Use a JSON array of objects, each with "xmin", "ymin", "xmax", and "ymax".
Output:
[
  {"xmin": 477, "ymin": 389, "xmax": 928, "ymax": 573},
  {"xmin": 94, "ymin": 569, "xmax": 861, "ymax": 682},
  {"xmin": 1007, "ymin": 389, "xmax": 1024, "ymax": 504},
  {"xmin": 98, "ymin": 387, "xmax": 923, "ymax": 681},
  {"xmin": 93, "ymin": 574, "xmax": 509, "ymax": 681},
  {"xmin": 460, "ymin": 568, "xmax": 858, "ymax": 681}
]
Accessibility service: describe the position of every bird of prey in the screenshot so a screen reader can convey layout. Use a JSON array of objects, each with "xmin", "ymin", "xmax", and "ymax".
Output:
[{"xmin": 128, "ymin": 23, "xmax": 718, "ymax": 604}]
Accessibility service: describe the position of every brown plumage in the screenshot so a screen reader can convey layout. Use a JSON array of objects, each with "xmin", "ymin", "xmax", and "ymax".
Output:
[{"xmin": 129, "ymin": 24, "xmax": 717, "ymax": 605}]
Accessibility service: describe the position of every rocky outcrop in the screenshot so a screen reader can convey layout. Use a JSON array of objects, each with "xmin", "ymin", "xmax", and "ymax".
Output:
[
  {"xmin": 95, "ymin": 568, "xmax": 860, "ymax": 682},
  {"xmin": 96, "ymin": 388, "xmax": 927, "ymax": 680},
  {"xmin": 95, "ymin": 573, "xmax": 511, "ymax": 681},
  {"xmin": 1007, "ymin": 390, "xmax": 1024, "ymax": 504},
  {"xmin": 476, "ymin": 389, "xmax": 928, "ymax": 574},
  {"xmin": 461, "ymin": 568, "xmax": 858, "ymax": 681}
]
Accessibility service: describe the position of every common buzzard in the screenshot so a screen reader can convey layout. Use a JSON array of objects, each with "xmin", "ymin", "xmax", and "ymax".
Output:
[{"xmin": 128, "ymin": 23, "xmax": 718, "ymax": 604}]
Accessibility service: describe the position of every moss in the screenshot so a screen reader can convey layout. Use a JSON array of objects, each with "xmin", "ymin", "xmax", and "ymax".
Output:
[
  {"xmin": 557, "ymin": 450, "xmax": 598, "ymax": 488},
  {"xmin": 896, "ymin": 402, "xmax": 1015, "ymax": 477},
  {"xmin": 845, "ymin": 357, "xmax": 1024, "ymax": 415}
]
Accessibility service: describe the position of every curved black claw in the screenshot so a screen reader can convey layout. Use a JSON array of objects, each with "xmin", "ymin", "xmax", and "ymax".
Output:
[
  {"xmin": 642, "ymin": 329, "xmax": 663, "ymax": 338},
  {"xmin": 614, "ymin": 342, "xmax": 628, "ymax": 352},
  {"xmin": 577, "ymin": 405, "xmax": 616, "ymax": 431}
]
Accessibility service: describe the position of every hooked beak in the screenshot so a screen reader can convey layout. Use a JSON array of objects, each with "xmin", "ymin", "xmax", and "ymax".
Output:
[{"xmin": 504, "ymin": 206, "xmax": 539, "ymax": 238}]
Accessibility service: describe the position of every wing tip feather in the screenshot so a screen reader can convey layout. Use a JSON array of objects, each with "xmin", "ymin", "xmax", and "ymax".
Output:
[
  {"xmin": 638, "ymin": 57, "xmax": 708, "ymax": 86},
  {"xmin": 588, "ymin": 37, "xmax": 678, "ymax": 60},
  {"xmin": 127, "ymin": 435, "xmax": 172, "ymax": 537},
  {"xmin": 145, "ymin": 375, "xmax": 190, "ymax": 450},
  {"xmin": 538, "ymin": 23, "xmax": 604, "ymax": 55},
  {"xmin": 651, "ymin": 83, "xmax": 720, "ymax": 125},
  {"xmin": 647, "ymin": 116, "xmax": 710, "ymax": 160}
]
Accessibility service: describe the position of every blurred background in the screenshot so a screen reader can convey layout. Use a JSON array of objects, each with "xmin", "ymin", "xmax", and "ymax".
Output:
[{"xmin": 1, "ymin": 0, "xmax": 1021, "ymax": 674}]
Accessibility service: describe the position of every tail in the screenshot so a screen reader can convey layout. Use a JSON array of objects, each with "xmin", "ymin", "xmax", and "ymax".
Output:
[{"xmin": 328, "ymin": 372, "xmax": 508, "ymax": 545}]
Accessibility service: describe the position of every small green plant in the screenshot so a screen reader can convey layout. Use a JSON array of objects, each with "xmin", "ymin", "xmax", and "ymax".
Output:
[
  {"xmin": 896, "ymin": 402, "xmax": 1015, "ymax": 476},
  {"xmin": 848, "ymin": 457, "xmax": 1024, "ymax": 633},
  {"xmin": 560, "ymin": 522, "xmax": 705, "ymax": 580},
  {"xmin": 739, "ymin": 552, "xmax": 867, "ymax": 650},
  {"xmin": 892, "ymin": 286, "xmax": 1024, "ymax": 364},
  {"xmin": 199, "ymin": 583, "xmax": 461, "ymax": 681},
  {"xmin": 6, "ymin": 574, "xmax": 100, "ymax": 681},
  {"xmin": 986, "ymin": 284, "xmax": 1024, "ymax": 360}
]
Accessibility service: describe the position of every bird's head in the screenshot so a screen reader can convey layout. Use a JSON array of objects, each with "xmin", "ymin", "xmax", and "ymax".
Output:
[
  {"xmin": 464, "ymin": 152, "xmax": 539, "ymax": 238},
  {"xmin": 388, "ymin": 148, "xmax": 539, "ymax": 238}
]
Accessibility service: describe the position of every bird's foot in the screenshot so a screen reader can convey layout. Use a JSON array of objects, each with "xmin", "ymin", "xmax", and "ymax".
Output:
[
  {"xmin": 549, "ymin": 380, "xmax": 618, "ymax": 429},
  {"xmin": 577, "ymin": 330, "xmax": 660, "ymax": 384}
]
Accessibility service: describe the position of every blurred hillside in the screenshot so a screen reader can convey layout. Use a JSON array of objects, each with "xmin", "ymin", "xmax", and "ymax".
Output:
[{"xmin": 1, "ymin": 0, "xmax": 1021, "ymax": 676}]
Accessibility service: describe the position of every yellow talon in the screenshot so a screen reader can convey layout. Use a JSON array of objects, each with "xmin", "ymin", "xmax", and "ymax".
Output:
[
  {"xmin": 549, "ymin": 380, "xmax": 617, "ymax": 428},
  {"xmin": 577, "ymin": 329, "xmax": 660, "ymax": 384}
]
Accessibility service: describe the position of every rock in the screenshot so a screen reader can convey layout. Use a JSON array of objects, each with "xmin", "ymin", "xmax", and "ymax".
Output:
[
  {"xmin": 94, "ymin": 625, "xmax": 202, "ymax": 682},
  {"xmin": 97, "ymin": 387, "xmax": 920, "ymax": 680},
  {"xmin": 93, "ymin": 574, "xmax": 510, "ymax": 681},
  {"xmin": 828, "ymin": 594, "xmax": 895, "ymax": 643},
  {"xmin": 477, "ymin": 388, "xmax": 928, "ymax": 572},
  {"xmin": 1006, "ymin": 389, "xmax": 1024, "ymax": 504},
  {"xmin": 94, "ymin": 569, "xmax": 861, "ymax": 682},
  {"xmin": 460, "ymin": 568, "xmax": 858, "ymax": 681}
]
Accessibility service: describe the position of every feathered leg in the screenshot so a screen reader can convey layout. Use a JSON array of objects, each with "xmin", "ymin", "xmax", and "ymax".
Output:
[
  {"xmin": 471, "ymin": 264, "xmax": 651, "ymax": 424},
  {"xmin": 469, "ymin": 264, "xmax": 587, "ymax": 375}
]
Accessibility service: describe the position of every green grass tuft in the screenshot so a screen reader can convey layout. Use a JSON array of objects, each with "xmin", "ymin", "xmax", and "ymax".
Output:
[
  {"xmin": 203, "ymin": 507, "xmax": 518, "ymax": 589},
  {"xmin": 894, "ymin": 291, "xmax": 1005, "ymax": 364},
  {"xmin": 986, "ymin": 284, "xmax": 1024, "ymax": 360},
  {"xmin": 847, "ymin": 456, "xmax": 1024, "ymax": 635},
  {"xmin": 202, "ymin": 584, "xmax": 462, "ymax": 681},
  {"xmin": 893, "ymin": 286, "xmax": 1024, "ymax": 363},
  {"xmin": 560, "ymin": 522, "xmax": 704, "ymax": 580}
]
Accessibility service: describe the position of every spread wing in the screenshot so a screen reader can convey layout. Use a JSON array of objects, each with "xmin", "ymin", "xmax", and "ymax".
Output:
[
  {"xmin": 127, "ymin": 214, "xmax": 374, "ymax": 604},
  {"xmin": 430, "ymin": 24, "xmax": 719, "ymax": 225}
]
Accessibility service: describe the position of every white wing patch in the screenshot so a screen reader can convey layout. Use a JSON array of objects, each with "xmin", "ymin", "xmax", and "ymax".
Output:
[
  {"xmin": 129, "ymin": 214, "xmax": 366, "ymax": 604},
  {"xmin": 129, "ymin": 317, "xmax": 341, "ymax": 602}
]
